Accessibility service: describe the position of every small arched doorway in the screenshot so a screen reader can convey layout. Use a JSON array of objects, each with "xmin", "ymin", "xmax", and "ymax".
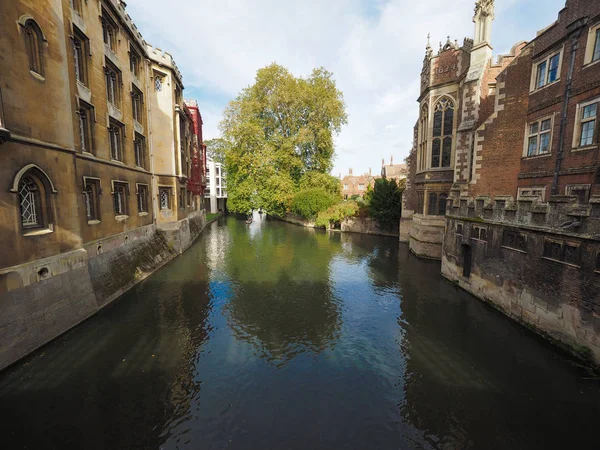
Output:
[{"xmin": 461, "ymin": 244, "xmax": 472, "ymax": 278}]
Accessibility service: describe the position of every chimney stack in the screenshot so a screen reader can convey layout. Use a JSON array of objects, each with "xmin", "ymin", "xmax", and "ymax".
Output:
[
  {"xmin": 390, "ymin": 155, "xmax": 394, "ymax": 166},
  {"xmin": 369, "ymin": 167, "xmax": 372, "ymax": 176},
  {"xmin": 349, "ymin": 168, "xmax": 353, "ymax": 176},
  {"xmin": 382, "ymin": 158, "xmax": 385, "ymax": 167}
]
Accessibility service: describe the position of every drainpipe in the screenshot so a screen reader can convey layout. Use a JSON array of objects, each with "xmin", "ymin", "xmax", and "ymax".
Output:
[{"xmin": 551, "ymin": 29, "xmax": 582, "ymax": 195}]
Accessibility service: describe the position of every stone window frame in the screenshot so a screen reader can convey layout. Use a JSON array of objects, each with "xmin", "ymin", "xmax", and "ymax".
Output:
[
  {"xmin": 178, "ymin": 187, "xmax": 186, "ymax": 210},
  {"xmin": 456, "ymin": 222, "xmax": 464, "ymax": 235},
  {"xmin": 10, "ymin": 164, "xmax": 58, "ymax": 236},
  {"xmin": 70, "ymin": 0, "xmax": 83, "ymax": 16},
  {"xmin": 82, "ymin": 176, "xmax": 102, "ymax": 224},
  {"xmin": 104, "ymin": 59, "xmax": 122, "ymax": 108},
  {"xmin": 471, "ymin": 225, "xmax": 488, "ymax": 242},
  {"xmin": 501, "ymin": 229, "xmax": 528, "ymax": 253},
  {"xmin": 101, "ymin": 7, "xmax": 118, "ymax": 53},
  {"xmin": 133, "ymin": 132, "xmax": 146, "ymax": 169},
  {"xmin": 523, "ymin": 115, "xmax": 554, "ymax": 158},
  {"xmin": 358, "ymin": 184, "xmax": 365, "ymax": 191},
  {"xmin": 542, "ymin": 237, "xmax": 581, "ymax": 267},
  {"xmin": 110, "ymin": 180, "xmax": 129, "ymax": 219},
  {"xmin": 77, "ymin": 99, "xmax": 95, "ymax": 154},
  {"xmin": 343, "ymin": 184, "xmax": 348, "ymax": 191},
  {"xmin": 158, "ymin": 186, "xmax": 173, "ymax": 211},
  {"xmin": 430, "ymin": 96, "xmax": 454, "ymax": 169},
  {"xmin": 129, "ymin": 43, "xmax": 142, "ymax": 79},
  {"xmin": 517, "ymin": 186, "xmax": 546, "ymax": 202},
  {"xmin": 583, "ymin": 21, "xmax": 600, "ymax": 68},
  {"xmin": 565, "ymin": 184, "xmax": 591, "ymax": 204},
  {"xmin": 417, "ymin": 103, "xmax": 429, "ymax": 172},
  {"xmin": 153, "ymin": 70, "xmax": 167, "ymax": 93},
  {"xmin": 18, "ymin": 16, "xmax": 47, "ymax": 80},
  {"xmin": 72, "ymin": 26, "xmax": 89, "ymax": 86},
  {"xmin": 108, "ymin": 118, "xmax": 125, "ymax": 162},
  {"xmin": 530, "ymin": 46, "xmax": 564, "ymax": 93},
  {"xmin": 135, "ymin": 183, "xmax": 149, "ymax": 216},
  {"xmin": 572, "ymin": 97, "xmax": 599, "ymax": 151},
  {"xmin": 131, "ymin": 84, "xmax": 144, "ymax": 124}
]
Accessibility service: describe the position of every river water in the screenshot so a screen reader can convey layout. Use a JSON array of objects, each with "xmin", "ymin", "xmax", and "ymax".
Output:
[{"xmin": 0, "ymin": 216, "xmax": 598, "ymax": 449}]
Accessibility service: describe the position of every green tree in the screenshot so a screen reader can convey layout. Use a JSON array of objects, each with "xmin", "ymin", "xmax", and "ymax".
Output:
[
  {"xmin": 364, "ymin": 178, "xmax": 404, "ymax": 231},
  {"xmin": 204, "ymin": 138, "xmax": 227, "ymax": 164},
  {"xmin": 290, "ymin": 188, "xmax": 338, "ymax": 220},
  {"xmin": 220, "ymin": 63, "xmax": 347, "ymax": 215},
  {"xmin": 299, "ymin": 171, "xmax": 342, "ymax": 197}
]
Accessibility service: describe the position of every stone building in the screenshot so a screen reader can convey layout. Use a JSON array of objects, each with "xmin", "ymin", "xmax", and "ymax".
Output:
[
  {"xmin": 0, "ymin": 0, "xmax": 207, "ymax": 370},
  {"xmin": 380, "ymin": 156, "xmax": 407, "ymax": 182},
  {"xmin": 340, "ymin": 168, "xmax": 375, "ymax": 199},
  {"xmin": 441, "ymin": 0, "xmax": 600, "ymax": 365},
  {"xmin": 401, "ymin": 0, "xmax": 524, "ymax": 258}
]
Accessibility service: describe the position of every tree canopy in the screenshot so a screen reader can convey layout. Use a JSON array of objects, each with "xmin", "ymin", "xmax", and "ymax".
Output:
[
  {"xmin": 364, "ymin": 178, "xmax": 405, "ymax": 231},
  {"xmin": 204, "ymin": 138, "xmax": 227, "ymax": 164},
  {"xmin": 220, "ymin": 63, "xmax": 347, "ymax": 215}
]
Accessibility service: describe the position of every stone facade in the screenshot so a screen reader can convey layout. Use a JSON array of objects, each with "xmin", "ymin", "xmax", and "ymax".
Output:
[
  {"xmin": 340, "ymin": 168, "xmax": 375, "ymax": 199},
  {"xmin": 401, "ymin": 0, "xmax": 521, "ymax": 258},
  {"xmin": 0, "ymin": 0, "xmax": 208, "ymax": 370},
  {"xmin": 440, "ymin": 0, "xmax": 600, "ymax": 365}
]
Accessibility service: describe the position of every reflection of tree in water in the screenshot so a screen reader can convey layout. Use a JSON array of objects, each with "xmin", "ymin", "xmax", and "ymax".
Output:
[{"xmin": 223, "ymin": 218, "xmax": 342, "ymax": 365}]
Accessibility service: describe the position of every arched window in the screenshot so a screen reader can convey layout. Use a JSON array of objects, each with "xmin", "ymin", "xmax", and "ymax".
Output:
[
  {"xmin": 418, "ymin": 105, "xmax": 428, "ymax": 171},
  {"xmin": 428, "ymin": 192, "xmax": 438, "ymax": 216},
  {"xmin": 431, "ymin": 98, "xmax": 454, "ymax": 168},
  {"xmin": 14, "ymin": 167, "xmax": 56, "ymax": 231},
  {"xmin": 22, "ymin": 19, "xmax": 45, "ymax": 77}
]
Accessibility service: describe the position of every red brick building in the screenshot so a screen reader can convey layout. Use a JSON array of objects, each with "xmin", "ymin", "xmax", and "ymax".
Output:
[
  {"xmin": 439, "ymin": 0, "xmax": 600, "ymax": 365},
  {"xmin": 184, "ymin": 100, "xmax": 207, "ymax": 198}
]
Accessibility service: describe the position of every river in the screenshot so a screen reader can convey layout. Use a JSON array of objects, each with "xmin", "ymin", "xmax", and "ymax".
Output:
[{"xmin": 0, "ymin": 215, "xmax": 598, "ymax": 449}]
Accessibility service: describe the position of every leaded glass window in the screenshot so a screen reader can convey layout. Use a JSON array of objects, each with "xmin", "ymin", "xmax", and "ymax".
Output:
[
  {"xmin": 431, "ymin": 98, "xmax": 454, "ymax": 168},
  {"xmin": 19, "ymin": 176, "xmax": 40, "ymax": 227}
]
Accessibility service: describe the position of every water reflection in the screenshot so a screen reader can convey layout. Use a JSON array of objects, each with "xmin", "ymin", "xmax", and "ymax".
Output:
[
  {"xmin": 0, "ymin": 217, "xmax": 598, "ymax": 450},
  {"xmin": 223, "ymin": 218, "xmax": 342, "ymax": 365}
]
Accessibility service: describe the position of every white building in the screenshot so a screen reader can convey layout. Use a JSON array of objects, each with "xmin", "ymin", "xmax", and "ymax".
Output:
[{"xmin": 203, "ymin": 159, "xmax": 227, "ymax": 213}]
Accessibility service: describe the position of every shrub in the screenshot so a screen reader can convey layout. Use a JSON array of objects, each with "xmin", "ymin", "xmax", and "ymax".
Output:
[
  {"xmin": 315, "ymin": 201, "xmax": 360, "ymax": 228},
  {"xmin": 290, "ymin": 188, "xmax": 338, "ymax": 219},
  {"xmin": 364, "ymin": 178, "xmax": 402, "ymax": 231}
]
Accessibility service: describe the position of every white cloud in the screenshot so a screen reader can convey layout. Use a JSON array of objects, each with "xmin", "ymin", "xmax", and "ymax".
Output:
[{"xmin": 127, "ymin": 0, "xmax": 566, "ymax": 177}]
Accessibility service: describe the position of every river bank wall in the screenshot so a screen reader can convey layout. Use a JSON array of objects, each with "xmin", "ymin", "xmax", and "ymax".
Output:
[
  {"xmin": 275, "ymin": 213, "xmax": 398, "ymax": 237},
  {"xmin": 0, "ymin": 210, "xmax": 218, "ymax": 371}
]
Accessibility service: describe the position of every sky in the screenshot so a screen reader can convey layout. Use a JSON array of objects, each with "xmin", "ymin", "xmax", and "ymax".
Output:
[{"xmin": 127, "ymin": 0, "xmax": 566, "ymax": 177}]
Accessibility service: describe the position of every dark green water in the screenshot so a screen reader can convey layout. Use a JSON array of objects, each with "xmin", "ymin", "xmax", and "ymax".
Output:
[{"xmin": 1, "ymin": 216, "xmax": 598, "ymax": 449}]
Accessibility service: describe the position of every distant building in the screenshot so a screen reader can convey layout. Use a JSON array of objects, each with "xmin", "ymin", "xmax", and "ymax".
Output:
[
  {"xmin": 204, "ymin": 159, "xmax": 227, "ymax": 213},
  {"xmin": 380, "ymin": 156, "xmax": 407, "ymax": 182},
  {"xmin": 340, "ymin": 168, "xmax": 375, "ymax": 199}
]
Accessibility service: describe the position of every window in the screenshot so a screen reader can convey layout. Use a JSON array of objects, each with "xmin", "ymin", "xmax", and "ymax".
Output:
[
  {"xmin": 83, "ymin": 178, "xmax": 101, "ymax": 222},
  {"xmin": 132, "ymin": 86, "xmax": 143, "ymax": 122},
  {"xmin": 594, "ymin": 29, "xmax": 600, "ymax": 63},
  {"xmin": 566, "ymin": 184, "xmax": 591, "ymax": 204},
  {"xmin": 108, "ymin": 120, "xmax": 124, "ymax": 161},
  {"xmin": 137, "ymin": 184, "xmax": 148, "ymax": 213},
  {"xmin": 134, "ymin": 133, "xmax": 145, "ymax": 168},
  {"xmin": 533, "ymin": 51, "xmax": 561, "ymax": 90},
  {"xmin": 343, "ymin": 184, "xmax": 348, "ymax": 191},
  {"xmin": 439, "ymin": 193, "xmax": 448, "ymax": 216},
  {"xmin": 102, "ymin": 11, "xmax": 117, "ymax": 52},
  {"xmin": 456, "ymin": 223, "xmax": 463, "ymax": 235},
  {"xmin": 472, "ymin": 226, "xmax": 487, "ymax": 241},
  {"xmin": 358, "ymin": 184, "xmax": 365, "ymax": 191},
  {"xmin": 543, "ymin": 239, "xmax": 580, "ymax": 265},
  {"xmin": 503, "ymin": 230, "xmax": 527, "ymax": 252},
  {"xmin": 575, "ymin": 100, "xmax": 598, "ymax": 148},
  {"xmin": 187, "ymin": 190, "xmax": 192, "ymax": 207},
  {"xmin": 416, "ymin": 191, "xmax": 424, "ymax": 215},
  {"xmin": 70, "ymin": 0, "xmax": 83, "ymax": 15},
  {"xmin": 175, "ymin": 85, "xmax": 182, "ymax": 105},
  {"xmin": 112, "ymin": 182, "xmax": 128, "ymax": 216},
  {"xmin": 72, "ymin": 28, "xmax": 88, "ymax": 85},
  {"xmin": 16, "ymin": 168, "xmax": 54, "ymax": 231},
  {"xmin": 431, "ymin": 98, "xmax": 454, "ymax": 168},
  {"xmin": 179, "ymin": 188, "xmax": 185, "ymax": 209},
  {"xmin": 19, "ymin": 176, "xmax": 42, "ymax": 228},
  {"xmin": 159, "ymin": 188, "xmax": 171, "ymax": 210},
  {"xmin": 78, "ymin": 101, "xmax": 94, "ymax": 153},
  {"xmin": 526, "ymin": 118, "xmax": 552, "ymax": 156},
  {"xmin": 418, "ymin": 105, "xmax": 428, "ymax": 171},
  {"xmin": 105, "ymin": 61, "xmax": 121, "ymax": 107},
  {"xmin": 155, "ymin": 75, "xmax": 163, "ymax": 92},
  {"xmin": 129, "ymin": 47, "xmax": 141, "ymax": 78},
  {"xmin": 22, "ymin": 19, "xmax": 45, "ymax": 77},
  {"xmin": 428, "ymin": 193, "xmax": 438, "ymax": 215},
  {"xmin": 517, "ymin": 187, "xmax": 546, "ymax": 201}
]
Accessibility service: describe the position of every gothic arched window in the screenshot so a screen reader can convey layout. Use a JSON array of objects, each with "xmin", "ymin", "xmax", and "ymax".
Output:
[
  {"xmin": 19, "ymin": 176, "xmax": 42, "ymax": 228},
  {"xmin": 418, "ymin": 105, "xmax": 428, "ymax": 171},
  {"xmin": 22, "ymin": 19, "xmax": 45, "ymax": 77},
  {"xmin": 431, "ymin": 98, "xmax": 454, "ymax": 168}
]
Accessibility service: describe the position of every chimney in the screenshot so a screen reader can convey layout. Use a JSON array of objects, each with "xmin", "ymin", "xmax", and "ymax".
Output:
[
  {"xmin": 382, "ymin": 158, "xmax": 385, "ymax": 167},
  {"xmin": 339, "ymin": 173, "xmax": 341, "ymax": 179},
  {"xmin": 369, "ymin": 167, "xmax": 372, "ymax": 176},
  {"xmin": 390, "ymin": 155, "xmax": 394, "ymax": 166},
  {"xmin": 349, "ymin": 168, "xmax": 353, "ymax": 176}
]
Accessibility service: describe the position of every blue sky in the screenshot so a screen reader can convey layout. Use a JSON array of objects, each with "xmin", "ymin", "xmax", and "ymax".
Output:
[{"xmin": 127, "ymin": 0, "xmax": 566, "ymax": 177}]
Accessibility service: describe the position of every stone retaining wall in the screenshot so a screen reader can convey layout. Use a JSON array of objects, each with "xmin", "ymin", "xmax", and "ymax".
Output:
[{"xmin": 0, "ymin": 210, "xmax": 208, "ymax": 371}]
